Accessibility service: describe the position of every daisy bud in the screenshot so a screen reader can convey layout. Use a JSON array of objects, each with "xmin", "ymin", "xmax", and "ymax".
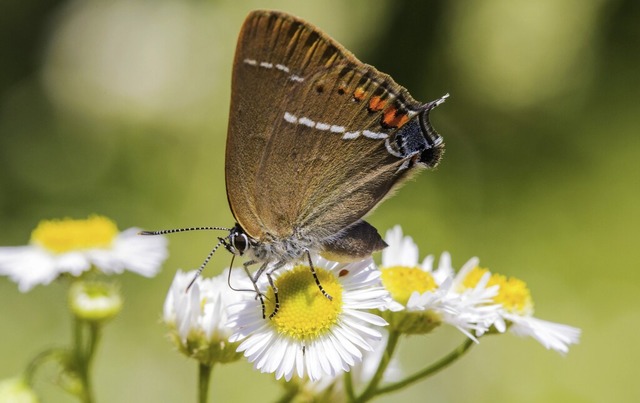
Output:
[
  {"xmin": 163, "ymin": 269, "xmax": 251, "ymax": 365},
  {"xmin": 68, "ymin": 281, "xmax": 123, "ymax": 322}
]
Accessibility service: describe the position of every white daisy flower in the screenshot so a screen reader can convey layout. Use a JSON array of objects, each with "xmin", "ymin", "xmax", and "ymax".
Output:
[
  {"xmin": 379, "ymin": 226, "xmax": 499, "ymax": 338},
  {"xmin": 163, "ymin": 268, "xmax": 253, "ymax": 364},
  {"xmin": 227, "ymin": 256, "xmax": 389, "ymax": 382},
  {"xmin": 455, "ymin": 264, "xmax": 581, "ymax": 355},
  {"xmin": 0, "ymin": 215, "xmax": 168, "ymax": 292}
]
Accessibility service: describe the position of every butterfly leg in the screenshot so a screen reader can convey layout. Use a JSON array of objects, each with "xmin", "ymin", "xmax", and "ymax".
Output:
[
  {"xmin": 242, "ymin": 260, "xmax": 267, "ymax": 319},
  {"xmin": 263, "ymin": 261, "xmax": 286, "ymax": 318},
  {"xmin": 306, "ymin": 250, "xmax": 332, "ymax": 301},
  {"xmin": 266, "ymin": 271, "xmax": 280, "ymax": 319}
]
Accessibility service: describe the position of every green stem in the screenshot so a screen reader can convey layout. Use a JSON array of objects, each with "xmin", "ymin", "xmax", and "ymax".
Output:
[
  {"xmin": 375, "ymin": 338, "xmax": 475, "ymax": 397},
  {"xmin": 73, "ymin": 316, "xmax": 83, "ymax": 362},
  {"xmin": 354, "ymin": 331, "xmax": 400, "ymax": 403},
  {"xmin": 344, "ymin": 370, "xmax": 355, "ymax": 402},
  {"xmin": 72, "ymin": 318, "xmax": 99, "ymax": 403},
  {"xmin": 84, "ymin": 323, "xmax": 101, "ymax": 403},
  {"xmin": 72, "ymin": 317, "xmax": 87, "ymax": 401},
  {"xmin": 86, "ymin": 323, "xmax": 101, "ymax": 366},
  {"xmin": 198, "ymin": 363, "xmax": 214, "ymax": 403}
]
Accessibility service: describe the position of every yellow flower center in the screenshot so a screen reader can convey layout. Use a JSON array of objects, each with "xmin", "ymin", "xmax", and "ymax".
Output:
[
  {"xmin": 30, "ymin": 215, "xmax": 119, "ymax": 254},
  {"xmin": 462, "ymin": 267, "xmax": 534, "ymax": 315},
  {"xmin": 267, "ymin": 266, "xmax": 343, "ymax": 341},
  {"xmin": 380, "ymin": 266, "xmax": 437, "ymax": 306}
]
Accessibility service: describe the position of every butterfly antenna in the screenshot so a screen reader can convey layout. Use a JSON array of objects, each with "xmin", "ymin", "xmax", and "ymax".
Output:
[
  {"xmin": 185, "ymin": 237, "xmax": 226, "ymax": 292},
  {"xmin": 138, "ymin": 226, "xmax": 231, "ymax": 236}
]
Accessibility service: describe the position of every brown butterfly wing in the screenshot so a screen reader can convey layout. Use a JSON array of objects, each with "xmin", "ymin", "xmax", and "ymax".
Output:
[{"xmin": 226, "ymin": 10, "xmax": 444, "ymax": 241}]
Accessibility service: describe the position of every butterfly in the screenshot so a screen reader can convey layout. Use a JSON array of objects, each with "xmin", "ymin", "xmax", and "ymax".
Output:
[{"xmin": 143, "ymin": 10, "xmax": 446, "ymax": 318}]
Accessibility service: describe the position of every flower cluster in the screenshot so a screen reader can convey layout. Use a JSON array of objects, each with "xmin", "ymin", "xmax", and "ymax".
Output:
[
  {"xmin": 163, "ymin": 268, "xmax": 251, "ymax": 365},
  {"xmin": 380, "ymin": 226, "xmax": 581, "ymax": 353},
  {"xmin": 0, "ymin": 216, "xmax": 580, "ymax": 402},
  {"xmin": 162, "ymin": 225, "xmax": 581, "ymax": 395},
  {"xmin": 378, "ymin": 226, "xmax": 500, "ymax": 339}
]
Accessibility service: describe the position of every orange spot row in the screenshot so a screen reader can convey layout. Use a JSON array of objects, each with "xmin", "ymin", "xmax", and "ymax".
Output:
[
  {"xmin": 352, "ymin": 87, "xmax": 409, "ymax": 128},
  {"xmin": 382, "ymin": 107, "xmax": 410, "ymax": 128},
  {"xmin": 353, "ymin": 87, "xmax": 366, "ymax": 101},
  {"xmin": 368, "ymin": 96, "xmax": 387, "ymax": 112}
]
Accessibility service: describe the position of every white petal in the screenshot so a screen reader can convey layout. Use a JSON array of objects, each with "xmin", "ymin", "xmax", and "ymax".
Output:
[
  {"xmin": 341, "ymin": 316, "xmax": 383, "ymax": 339},
  {"xmin": 382, "ymin": 226, "xmax": 419, "ymax": 267},
  {"xmin": 238, "ymin": 327, "xmax": 273, "ymax": 354},
  {"xmin": 421, "ymin": 254, "xmax": 435, "ymax": 272},
  {"xmin": 326, "ymin": 333, "xmax": 354, "ymax": 368},
  {"xmin": 322, "ymin": 336, "xmax": 346, "ymax": 374},
  {"xmin": 507, "ymin": 314, "xmax": 581, "ymax": 355},
  {"xmin": 343, "ymin": 309, "xmax": 388, "ymax": 327},
  {"xmin": 254, "ymin": 338, "xmax": 275, "ymax": 369},
  {"xmin": 279, "ymin": 341, "xmax": 297, "ymax": 381},
  {"xmin": 314, "ymin": 341, "xmax": 333, "ymax": 377},
  {"xmin": 267, "ymin": 337, "xmax": 288, "ymax": 373},
  {"xmin": 55, "ymin": 252, "xmax": 92, "ymax": 276},
  {"xmin": 334, "ymin": 324, "xmax": 371, "ymax": 352},
  {"xmin": 328, "ymin": 331, "xmax": 358, "ymax": 365},
  {"xmin": 432, "ymin": 252, "xmax": 455, "ymax": 284},
  {"xmin": 295, "ymin": 346, "xmax": 305, "ymax": 378},
  {"xmin": 494, "ymin": 317, "xmax": 507, "ymax": 333},
  {"xmin": 100, "ymin": 228, "xmax": 168, "ymax": 276},
  {"xmin": 451, "ymin": 257, "xmax": 480, "ymax": 290},
  {"xmin": 383, "ymin": 300, "xmax": 405, "ymax": 312},
  {"xmin": 0, "ymin": 246, "xmax": 61, "ymax": 292},
  {"xmin": 305, "ymin": 345, "xmax": 322, "ymax": 381}
]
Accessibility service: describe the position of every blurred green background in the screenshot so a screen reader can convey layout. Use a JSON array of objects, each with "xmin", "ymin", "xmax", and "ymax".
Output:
[{"xmin": 1, "ymin": 0, "xmax": 638, "ymax": 401}]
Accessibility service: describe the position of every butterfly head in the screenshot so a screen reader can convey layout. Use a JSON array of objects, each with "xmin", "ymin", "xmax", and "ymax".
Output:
[{"xmin": 224, "ymin": 224, "xmax": 252, "ymax": 256}]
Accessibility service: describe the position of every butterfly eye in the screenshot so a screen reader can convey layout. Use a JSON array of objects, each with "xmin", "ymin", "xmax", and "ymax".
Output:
[{"xmin": 231, "ymin": 232, "xmax": 250, "ymax": 255}]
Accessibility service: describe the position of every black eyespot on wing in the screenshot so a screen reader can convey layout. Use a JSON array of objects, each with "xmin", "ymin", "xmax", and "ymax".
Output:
[
  {"xmin": 394, "ymin": 116, "xmax": 444, "ymax": 168},
  {"xmin": 420, "ymin": 146, "xmax": 444, "ymax": 168}
]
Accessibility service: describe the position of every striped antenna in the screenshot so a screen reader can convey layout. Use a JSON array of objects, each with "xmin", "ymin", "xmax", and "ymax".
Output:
[
  {"xmin": 186, "ymin": 236, "xmax": 228, "ymax": 292},
  {"xmin": 138, "ymin": 226, "xmax": 231, "ymax": 236},
  {"xmin": 138, "ymin": 226, "xmax": 232, "ymax": 292}
]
